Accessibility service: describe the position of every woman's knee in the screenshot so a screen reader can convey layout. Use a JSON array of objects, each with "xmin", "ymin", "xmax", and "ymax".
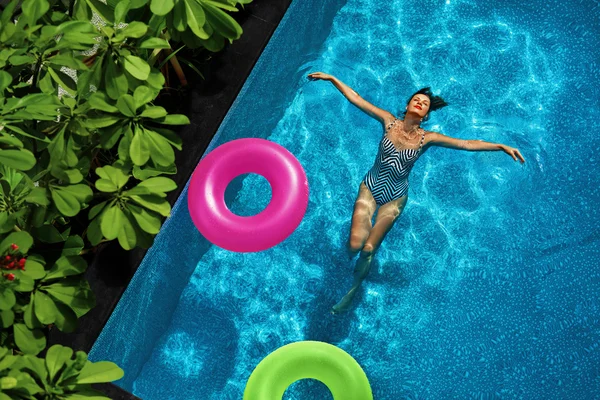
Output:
[
  {"xmin": 361, "ymin": 243, "xmax": 375, "ymax": 256},
  {"xmin": 348, "ymin": 233, "xmax": 367, "ymax": 253}
]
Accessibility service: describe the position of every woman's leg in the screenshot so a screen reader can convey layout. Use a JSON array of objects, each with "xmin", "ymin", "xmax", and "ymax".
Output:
[
  {"xmin": 346, "ymin": 182, "xmax": 377, "ymax": 258},
  {"xmin": 332, "ymin": 195, "xmax": 408, "ymax": 313}
]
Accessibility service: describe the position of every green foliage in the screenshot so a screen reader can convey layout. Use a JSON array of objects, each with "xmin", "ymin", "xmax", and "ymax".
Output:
[
  {"xmin": 0, "ymin": 0, "xmax": 253, "ymax": 393},
  {"xmin": 0, "ymin": 345, "xmax": 123, "ymax": 399},
  {"xmin": 0, "ymin": 231, "xmax": 93, "ymax": 356}
]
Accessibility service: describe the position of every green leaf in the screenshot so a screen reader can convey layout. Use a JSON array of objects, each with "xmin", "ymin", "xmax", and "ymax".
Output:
[
  {"xmin": 150, "ymin": 0, "xmax": 174, "ymax": 16},
  {"xmin": 24, "ymin": 297, "xmax": 42, "ymax": 329},
  {"xmin": 145, "ymin": 129, "xmax": 174, "ymax": 166},
  {"xmin": 117, "ymin": 211, "xmax": 137, "ymax": 250},
  {"xmin": 51, "ymin": 187, "xmax": 80, "ymax": 217},
  {"xmin": 119, "ymin": 21, "xmax": 147, "ymax": 38},
  {"xmin": 42, "ymin": 278, "xmax": 95, "ymax": 318},
  {"xmin": 14, "ymin": 273, "xmax": 35, "ymax": 292},
  {"xmin": 53, "ymin": 301, "xmax": 78, "ymax": 332},
  {"xmin": 84, "ymin": 0, "xmax": 115, "ymax": 24},
  {"xmin": 88, "ymin": 201, "xmax": 107, "ymax": 220},
  {"xmin": 51, "ymin": 166, "xmax": 84, "ymax": 184},
  {"xmin": 21, "ymin": 260, "xmax": 46, "ymax": 280},
  {"xmin": 105, "ymin": 60, "xmax": 128, "ymax": 100},
  {"xmin": 48, "ymin": 53, "xmax": 87, "ymax": 70},
  {"xmin": 47, "ymin": 126, "xmax": 66, "ymax": 163},
  {"xmin": 157, "ymin": 114, "xmax": 190, "ymax": 125},
  {"xmin": 172, "ymin": 0, "xmax": 187, "ymax": 31},
  {"xmin": 34, "ymin": 290, "xmax": 57, "ymax": 325},
  {"xmin": 185, "ymin": 0, "xmax": 209, "ymax": 39},
  {"xmin": 130, "ymin": 195, "xmax": 170, "ymax": 216},
  {"xmin": 140, "ymin": 106, "xmax": 167, "ymax": 119},
  {"xmin": 48, "ymin": 67, "xmax": 77, "ymax": 97},
  {"xmin": 87, "ymin": 218, "xmax": 103, "ymax": 246},
  {"xmin": 46, "ymin": 345, "xmax": 74, "ymax": 382},
  {"xmin": 139, "ymin": 37, "xmax": 171, "ymax": 49},
  {"xmin": 130, "ymin": 126, "xmax": 149, "ymax": 165},
  {"xmin": 204, "ymin": 0, "xmax": 238, "ymax": 12},
  {"xmin": 146, "ymin": 69, "xmax": 165, "ymax": 89},
  {"xmin": 14, "ymin": 324, "xmax": 46, "ymax": 355},
  {"xmin": 123, "ymin": 55, "xmax": 150, "ymax": 80},
  {"xmin": 0, "ymin": 149, "xmax": 36, "ymax": 171},
  {"xmin": 21, "ymin": 0, "xmax": 50, "ymax": 24},
  {"xmin": 133, "ymin": 85, "xmax": 155, "ymax": 108},
  {"xmin": 204, "ymin": 2, "xmax": 242, "ymax": 39},
  {"xmin": 0, "ymin": 71, "xmax": 13, "ymax": 92},
  {"xmin": 39, "ymin": 71, "xmax": 55, "ymax": 93},
  {"xmin": 99, "ymin": 124, "xmax": 124, "ymax": 149},
  {"xmin": 118, "ymin": 127, "xmax": 132, "ymax": 161},
  {"xmin": 114, "ymin": 0, "xmax": 130, "ymax": 23},
  {"xmin": 100, "ymin": 205, "xmax": 124, "ymax": 240},
  {"xmin": 85, "ymin": 115, "xmax": 122, "ymax": 129},
  {"xmin": 133, "ymin": 164, "xmax": 177, "ymax": 181},
  {"xmin": 0, "ymin": 288, "xmax": 16, "ymax": 311},
  {"xmin": 0, "ymin": 310, "xmax": 14, "ymax": 328},
  {"xmin": 9, "ymin": 54, "xmax": 36, "ymax": 66},
  {"xmin": 33, "ymin": 224, "xmax": 69, "ymax": 244},
  {"xmin": 116, "ymin": 94, "xmax": 136, "ymax": 117},
  {"xmin": 0, "ymin": 376, "xmax": 17, "ymax": 390},
  {"xmin": 4, "ymin": 125, "xmax": 50, "ymax": 143},
  {"xmin": 88, "ymin": 92, "xmax": 118, "ymax": 113},
  {"xmin": 96, "ymin": 165, "xmax": 130, "ymax": 189},
  {"xmin": 0, "ymin": 231, "xmax": 34, "ymax": 254},
  {"xmin": 138, "ymin": 177, "xmax": 177, "ymax": 193},
  {"xmin": 43, "ymin": 256, "xmax": 87, "ymax": 281},
  {"xmin": 95, "ymin": 179, "xmax": 117, "ymax": 193},
  {"xmin": 59, "ymin": 184, "xmax": 93, "ymax": 203},
  {"xmin": 0, "ymin": 131, "xmax": 23, "ymax": 147},
  {"xmin": 127, "ymin": 204, "xmax": 161, "ymax": 234},
  {"xmin": 75, "ymin": 361, "xmax": 124, "ymax": 384},
  {"xmin": 25, "ymin": 187, "xmax": 50, "ymax": 206}
]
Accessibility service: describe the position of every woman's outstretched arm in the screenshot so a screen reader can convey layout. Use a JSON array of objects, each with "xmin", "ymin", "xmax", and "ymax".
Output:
[
  {"xmin": 307, "ymin": 72, "xmax": 394, "ymax": 125},
  {"xmin": 427, "ymin": 132, "xmax": 526, "ymax": 163}
]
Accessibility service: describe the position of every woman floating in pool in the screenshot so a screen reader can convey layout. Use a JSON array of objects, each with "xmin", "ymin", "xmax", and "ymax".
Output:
[{"xmin": 307, "ymin": 72, "xmax": 525, "ymax": 313}]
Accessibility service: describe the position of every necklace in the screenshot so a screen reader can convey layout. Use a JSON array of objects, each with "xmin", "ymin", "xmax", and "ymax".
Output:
[{"xmin": 398, "ymin": 120, "xmax": 420, "ymax": 140}]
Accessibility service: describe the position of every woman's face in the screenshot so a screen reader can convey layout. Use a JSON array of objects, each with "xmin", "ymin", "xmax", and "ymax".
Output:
[{"xmin": 406, "ymin": 94, "xmax": 431, "ymax": 119}]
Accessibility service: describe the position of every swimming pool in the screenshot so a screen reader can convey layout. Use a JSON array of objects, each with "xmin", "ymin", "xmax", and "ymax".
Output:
[{"xmin": 90, "ymin": 0, "xmax": 600, "ymax": 398}]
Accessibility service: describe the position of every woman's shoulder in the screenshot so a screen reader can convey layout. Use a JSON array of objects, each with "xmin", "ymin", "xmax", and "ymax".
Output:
[
  {"xmin": 383, "ymin": 115, "xmax": 399, "ymax": 130},
  {"xmin": 422, "ymin": 129, "xmax": 441, "ymax": 146}
]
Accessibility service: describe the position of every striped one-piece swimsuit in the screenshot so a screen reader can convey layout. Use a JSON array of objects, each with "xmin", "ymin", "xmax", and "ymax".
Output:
[{"xmin": 363, "ymin": 119, "xmax": 426, "ymax": 205}]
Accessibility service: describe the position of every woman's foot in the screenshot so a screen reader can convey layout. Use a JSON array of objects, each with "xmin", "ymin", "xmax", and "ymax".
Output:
[{"xmin": 331, "ymin": 288, "xmax": 357, "ymax": 314}]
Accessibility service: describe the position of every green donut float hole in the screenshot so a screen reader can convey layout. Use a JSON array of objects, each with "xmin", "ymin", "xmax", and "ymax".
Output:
[
  {"xmin": 224, "ymin": 173, "xmax": 272, "ymax": 216},
  {"xmin": 244, "ymin": 341, "xmax": 373, "ymax": 400},
  {"xmin": 283, "ymin": 379, "xmax": 333, "ymax": 399}
]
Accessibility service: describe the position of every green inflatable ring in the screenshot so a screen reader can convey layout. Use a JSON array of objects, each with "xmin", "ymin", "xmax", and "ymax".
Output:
[{"xmin": 243, "ymin": 341, "xmax": 373, "ymax": 400}]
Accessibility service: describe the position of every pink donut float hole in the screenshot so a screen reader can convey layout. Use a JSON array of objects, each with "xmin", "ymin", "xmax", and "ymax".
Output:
[{"xmin": 187, "ymin": 138, "xmax": 309, "ymax": 252}]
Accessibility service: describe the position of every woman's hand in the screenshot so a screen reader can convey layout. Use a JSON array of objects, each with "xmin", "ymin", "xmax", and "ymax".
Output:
[
  {"xmin": 501, "ymin": 145, "xmax": 525, "ymax": 163},
  {"xmin": 307, "ymin": 72, "xmax": 333, "ymax": 81}
]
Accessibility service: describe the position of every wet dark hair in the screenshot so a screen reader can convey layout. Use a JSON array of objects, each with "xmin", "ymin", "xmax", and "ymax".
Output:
[{"xmin": 401, "ymin": 87, "xmax": 448, "ymax": 122}]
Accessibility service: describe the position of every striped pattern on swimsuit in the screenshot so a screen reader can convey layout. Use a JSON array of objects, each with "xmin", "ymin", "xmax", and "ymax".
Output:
[{"xmin": 363, "ymin": 119, "xmax": 426, "ymax": 205}]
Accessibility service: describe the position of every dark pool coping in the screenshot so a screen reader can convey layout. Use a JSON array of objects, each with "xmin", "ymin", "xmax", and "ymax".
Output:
[{"xmin": 46, "ymin": 1, "xmax": 294, "ymax": 398}]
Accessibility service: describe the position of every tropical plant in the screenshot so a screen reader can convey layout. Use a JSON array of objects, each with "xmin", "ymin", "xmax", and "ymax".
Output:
[
  {"xmin": 0, "ymin": 344, "xmax": 123, "ymax": 399},
  {"xmin": 0, "ymin": 0, "xmax": 253, "ymax": 392}
]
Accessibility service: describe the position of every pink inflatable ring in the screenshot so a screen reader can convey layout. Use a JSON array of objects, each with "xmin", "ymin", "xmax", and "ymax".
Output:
[{"xmin": 188, "ymin": 138, "xmax": 309, "ymax": 252}]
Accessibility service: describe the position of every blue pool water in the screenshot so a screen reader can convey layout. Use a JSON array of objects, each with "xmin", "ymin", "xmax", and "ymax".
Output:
[{"xmin": 91, "ymin": 0, "xmax": 600, "ymax": 398}]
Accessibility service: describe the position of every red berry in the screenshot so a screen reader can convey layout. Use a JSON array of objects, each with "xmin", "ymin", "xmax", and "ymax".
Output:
[
  {"xmin": 19, "ymin": 258, "xmax": 25, "ymax": 266},
  {"xmin": 10, "ymin": 244, "xmax": 18, "ymax": 251},
  {"xmin": 4, "ymin": 255, "xmax": 11, "ymax": 261},
  {"xmin": 7, "ymin": 262, "xmax": 14, "ymax": 269},
  {"xmin": 6, "ymin": 273, "xmax": 14, "ymax": 281}
]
